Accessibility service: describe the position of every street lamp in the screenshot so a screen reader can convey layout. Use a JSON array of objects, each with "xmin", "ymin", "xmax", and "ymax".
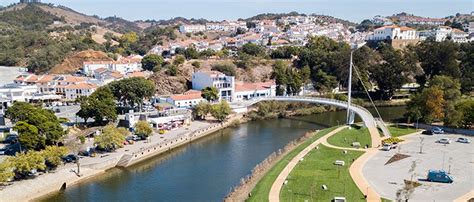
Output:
[{"xmin": 346, "ymin": 42, "xmax": 366, "ymax": 125}]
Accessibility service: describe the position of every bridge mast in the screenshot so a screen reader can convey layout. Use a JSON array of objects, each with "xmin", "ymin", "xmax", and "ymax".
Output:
[
  {"xmin": 347, "ymin": 42, "xmax": 366, "ymax": 125},
  {"xmin": 346, "ymin": 50, "xmax": 354, "ymax": 125}
]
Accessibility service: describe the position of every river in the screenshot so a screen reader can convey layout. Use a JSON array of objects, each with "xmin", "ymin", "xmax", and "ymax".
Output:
[{"xmin": 42, "ymin": 106, "xmax": 406, "ymax": 202}]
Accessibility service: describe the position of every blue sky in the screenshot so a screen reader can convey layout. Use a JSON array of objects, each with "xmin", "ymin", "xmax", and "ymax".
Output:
[{"xmin": 0, "ymin": 0, "xmax": 472, "ymax": 23}]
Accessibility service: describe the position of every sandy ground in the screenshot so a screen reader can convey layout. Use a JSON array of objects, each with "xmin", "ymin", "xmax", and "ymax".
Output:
[
  {"xmin": 363, "ymin": 133, "xmax": 474, "ymax": 201},
  {"xmin": 0, "ymin": 66, "xmax": 24, "ymax": 86}
]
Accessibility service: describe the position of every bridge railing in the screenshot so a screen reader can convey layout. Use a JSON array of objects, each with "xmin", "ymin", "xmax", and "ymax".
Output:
[{"xmin": 256, "ymin": 96, "xmax": 374, "ymax": 116}]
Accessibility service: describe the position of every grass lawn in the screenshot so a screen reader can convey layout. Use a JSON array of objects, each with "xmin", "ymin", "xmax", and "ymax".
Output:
[
  {"xmin": 280, "ymin": 145, "xmax": 365, "ymax": 201},
  {"xmin": 327, "ymin": 126, "xmax": 371, "ymax": 148},
  {"xmin": 382, "ymin": 198, "xmax": 393, "ymax": 202},
  {"xmin": 388, "ymin": 125, "xmax": 417, "ymax": 137},
  {"xmin": 247, "ymin": 127, "xmax": 337, "ymax": 202}
]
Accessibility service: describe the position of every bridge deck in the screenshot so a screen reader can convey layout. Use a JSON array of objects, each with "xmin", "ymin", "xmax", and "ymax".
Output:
[{"xmin": 232, "ymin": 96, "xmax": 384, "ymax": 147}]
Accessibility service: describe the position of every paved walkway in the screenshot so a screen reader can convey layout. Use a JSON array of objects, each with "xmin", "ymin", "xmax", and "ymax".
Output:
[{"xmin": 268, "ymin": 126, "xmax": 382, "ymax": 202}]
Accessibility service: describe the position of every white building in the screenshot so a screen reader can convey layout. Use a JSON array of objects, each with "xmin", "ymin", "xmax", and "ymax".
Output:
[
  {"xmin": 166, "ymin": 90, "xmax": 204, "ymax": 108},
  {"xmin": 0, "ymin": 84, "xmax": 38, "ymax": 102},
  {"xmin": 367, "ymin": 25, "xmax": 417, "ymax": 41},
  {"xmin": 64, "ymin": 83, "xmax": 98, "ymax": 101},
  {"xmin": 83, "ymin": 58, "xmax": 142, "ymax": 77},
  {"xmin": 179, "ymin": 24, "xmax": 206, "ymax": 33},
  {"xmin": 234, "ymin": 80, "xmax": 276, "ymax": 101},
  {"xmin": 192, "ymin": 71, "xmax": 235, "ymax": 102},
  {"xmin": 434, "ymin": 26, "xmax": 469, "ymax": 43}
]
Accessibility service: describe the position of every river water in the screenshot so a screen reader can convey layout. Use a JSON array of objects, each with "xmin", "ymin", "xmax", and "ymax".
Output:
[{"xmin": 43, "ymin": 106, "xmax": 406, "ymax": 202}]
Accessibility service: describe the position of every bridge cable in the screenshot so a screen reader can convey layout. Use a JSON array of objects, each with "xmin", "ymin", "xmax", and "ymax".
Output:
[{"xmin": 352, "ymin": 64, "xmax": 383, "ymax": 121}]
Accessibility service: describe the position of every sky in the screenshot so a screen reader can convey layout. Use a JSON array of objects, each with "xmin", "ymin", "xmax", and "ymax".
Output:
[{"xmin": 0, "ymin": 0, "xmax": 472, "ymax": 23}]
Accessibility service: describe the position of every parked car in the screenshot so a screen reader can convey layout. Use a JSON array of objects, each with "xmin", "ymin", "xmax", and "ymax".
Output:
[
  {"xmin": 382, "ymin": 142, "xmax": 398, "ymax": 151},
  {"xmin": 422, "ymin": 130, "xmax": 433, "ymax": 135},
  {"xmin": 62, "ymin": 154, "xmax": 79, "ymax": 163},
  {"xmin": 437, "ymin": 138, "xmax": 451, "ymax": 144},
  {"xmin": 457, "ymin": 137, "xmax": 470, "ymax": 144},
  {"xmin": 2, "ymin": 134, "xmax": 18, "ymax": 144},
  {"xmin": 431, "ymin": 127, "xmax": 444, "ymax": 134},
  {"xmin": 427, "ymin": 170, "xmax": 453, "ymax": 183}
]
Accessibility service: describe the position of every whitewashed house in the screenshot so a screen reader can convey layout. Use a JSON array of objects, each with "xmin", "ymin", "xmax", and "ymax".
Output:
[
  {"xmin": 64, "ymin": 83, "xmax": 98, "ymax": 101},
  {"xmin": 192, "ymin": 71, "xmax": 235, "ymax": 102},
  {"xmin": 166, "ymin": 90, "xmax": 204, "ymax": 108},
  {"xmin": 367, "ymin": 25, "xmax": 418, "ymax": 41},
  {"xmin": 234, "ymin": 80, "xmax": 276, "ymax": 101}
]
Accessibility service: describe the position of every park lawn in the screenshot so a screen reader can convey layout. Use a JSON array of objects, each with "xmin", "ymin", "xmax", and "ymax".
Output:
[
  {"xmin": 388, "ymin": 125, "xmax": 417, "ymax": 137},
  {"xmin": 280, "ymin": 145, "xmax": 365, "ymax": 201},
  {"xmin": 247, "ymin": 127, "xmax": 337, "ymax": 202},
  {"xmin": 327, "ymin": 127, "xmax": 371, "ymax": 148}
]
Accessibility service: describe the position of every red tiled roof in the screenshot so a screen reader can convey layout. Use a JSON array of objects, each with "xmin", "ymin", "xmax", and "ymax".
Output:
[
  {"xmin": 170, "ymin": 91, "xmax": 203, "ymax": 101},
  {"xmin": 235, "ymin": 80, "xmax": 276, "ymax": 92},
  {"xmin": 126, "ymin": 71, "xmax": 145, "ymax": 78}
]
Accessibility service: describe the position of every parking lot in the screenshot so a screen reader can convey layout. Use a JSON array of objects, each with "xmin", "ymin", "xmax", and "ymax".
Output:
[{"xmin": 363, "ymin": 133, "xmax": 474, "ymax": 201}]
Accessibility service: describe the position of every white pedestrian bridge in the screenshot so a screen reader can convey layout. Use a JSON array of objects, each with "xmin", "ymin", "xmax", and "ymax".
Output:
[{"xmin": 231, "ymin": 96, "xmax": 389, "ymax": 147}]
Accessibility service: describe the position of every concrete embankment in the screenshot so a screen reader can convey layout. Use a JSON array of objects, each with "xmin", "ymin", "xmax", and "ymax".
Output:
[{"xmin": 0, "ymin": 115, "xmax": 242, "ymax": 202}]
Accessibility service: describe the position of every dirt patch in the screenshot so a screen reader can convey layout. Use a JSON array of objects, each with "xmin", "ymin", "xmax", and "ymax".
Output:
[
  {"xmin": 49, "ymin": 50, "xmax": 112, "ymax": 74},
  {"xmin": 385, "ymin": 153, "xmax": 411, "ymax": 165}
]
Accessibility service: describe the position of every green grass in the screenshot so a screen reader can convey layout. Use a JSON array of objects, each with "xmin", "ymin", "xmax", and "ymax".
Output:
[
  {"xmin": 388, "ymin": 125, "xmax": 417, "ymax": 137},
  {"xmin": 381, "ymin": 198, "xmax": 393, "ymax": 202},
  {"xmin": 247, "ymin": 127, "xmax": 338, "ymax": 202},
  {"xmin": 280, "ymin": 145, "xmax": 365, "ymax": 201},
  {"xmin": 327, "ymin": 127, "xmax": 371, "ymax": 148}
]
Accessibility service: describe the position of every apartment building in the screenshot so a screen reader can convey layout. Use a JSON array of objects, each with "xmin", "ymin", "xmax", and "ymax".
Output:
[{"xmin": 192, "ymin": 71, "xmax": 235, "ymax": 102}]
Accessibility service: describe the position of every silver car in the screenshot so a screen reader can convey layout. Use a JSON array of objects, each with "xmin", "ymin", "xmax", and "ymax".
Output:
[
  {"xmin": 437, "ymin": 138, "xmax": 451, "ymax": 144},
  {"xmin": 457, "ymin": 137, "xmax": 470, "ymax": 144}
]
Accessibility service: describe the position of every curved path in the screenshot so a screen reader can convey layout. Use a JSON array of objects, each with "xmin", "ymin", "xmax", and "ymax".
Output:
[
  {"xmin": 233, "ymin": 96, "xmax": 384, "ymax": 147},
  {"xmin": 268, "ymin": 126, "xmax": 381, "ymax": 202}
]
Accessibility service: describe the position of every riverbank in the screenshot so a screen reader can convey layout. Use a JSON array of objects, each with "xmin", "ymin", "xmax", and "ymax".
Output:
[
  {"xmin": 0, "ymin": 115, "xmax": 244, "ymax": 202},
  {"xmin": 225, "ymin": 127, "xmax": 338, "ymax": 201}
]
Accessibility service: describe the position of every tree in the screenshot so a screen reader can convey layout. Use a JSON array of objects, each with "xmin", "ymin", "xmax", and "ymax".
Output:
[
  {"xmin": 14, "ymin": 121, "xmax": 44, "ymax": 151},
  {"xmin": 9, "ymin": 151, "xmax": 46, "ymax": 178},
  {"xmin": 141, "ymin": 54, "xmax": 164, "ymax": 71},
  {"xmin": 5, "ymin": 102, "xmax": 36, "ymax": 122},
  {"xmin": 201, "ymin": 87, "xmax": 219, "ymax": 102},
  {"xmin": 240, "ymin": 43, "xmax": 266, "ymax": 57},
  {"xmin": 165, "ymin": 64, "xmax": 178, "ymax": 76},
  {"xmin": 312, "ymin": 69, "xmax": 338, "ymax": 94},
  {"xmin": 95, "ymin": 125, "xmax": 129, "ymax": 152},
  {"xmin": 173, "ymin": 55, "xmax": 186, "ymax": 66},
  {"xmin": 193, "ymin": 102, "xmax": 211, "ymax": 120},
  {"xmin": 371, "ymin": 43, "xmax": 412, "ymax": 99},
  {"xmin": 416, "ymin": 40, "xmax": 460, "ymax": 88},
  {"xmin": 42, "ymin": 146, "xmax": 68, "ymax": 168},
  {"xmin": 210, "ymin": 101, "xmax": 232, "ymax": 122},
  {"xmin": 456, "ymin": 100, "xmax": 474, "ymax": 128},
  {"xmin": 272, "ymin": 60, "xmax": 289, "ymax": 95},
  {"xmin": 184, "ymin": 47, "xmax": 199, "ymax": 59},
  {"xmin": 421, "ymin": 87, "xmax": 445, "ymax": 123},
  {"xmin": 109, "ymin": 77, "xmax": 155, "ymax": 109},
  {"xmin": 429, "ymin": 75, "xmax": 462, "ymax": 127},
  {"xmin": 192, "ymin": 61, "xmax": 201, "ymax": 68},
  {"xmin": 77, "ymin": 86, "xmax": 117, "ymax": 124},
  {"xmin": 211, "ymin": 63, "xmax": 237, "ymax": 76},
  {"xmin": 0, "ymin": 160, "xmax": 14, "ymax": 184},
  {"xmin": 7, "ymin": 102, "xmax": 65, "ymax": 146},
  {"xmin": 134, "ymin": 121, "xmax": 153, "ymax": 139},
  {"xmin": 459, "ymin": 42, "xmax": 474, "ymax": 94}
]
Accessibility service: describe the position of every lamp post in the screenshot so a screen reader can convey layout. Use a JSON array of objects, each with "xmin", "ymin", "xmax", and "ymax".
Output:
[{"xmin": 346, "ymin": 42, "xmax": 366, "ymax": 125}]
